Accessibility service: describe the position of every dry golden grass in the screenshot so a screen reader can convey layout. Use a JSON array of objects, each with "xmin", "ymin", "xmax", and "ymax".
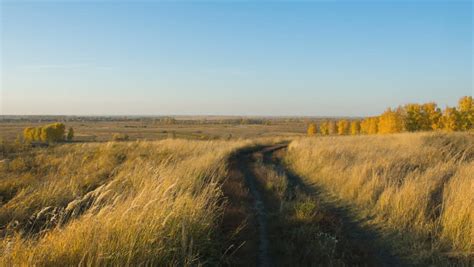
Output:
[
  {"xmin": 250, "ymin": 157, "xmax": 342, "ymax": 266},
  {"xmin": 0, "ymin": 139, "xmax": 252, "ymax": 265},
  {"xmin": 285, "ymin": 132, "xmax": 473, "ymax": 263},
  {"xmin": 1, "ymin": 132, "xmax": 471, "ymax": 265}
]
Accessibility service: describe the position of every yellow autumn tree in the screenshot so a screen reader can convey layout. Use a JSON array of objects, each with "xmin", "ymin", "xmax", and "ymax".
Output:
[
  {"xmin": 403, "ymin": 104, "xmax": 425, "ymax": 131},
  {"xmin": 319, "ymin": 121, "xmax": 329, "ymax": 136},
  {"xmin": 307, "ymin": 123, "xmax": 317, "ymax": 136},
  {"xmin": 360, "ymin": 118, "xmax": 370, "ymax": 134},
  {"xmin": 368, "ymin": 117, "xmax": 379, "ymax": 134},
  {"xmin": 441, "ymin": 107, "xmax": 461, "ymax": 132},
  {"xmin": 458, "ymin": 96, "xmax": 473, "ymax": 130},
  {"xmin": 360, "ymin": 117, "xmax": 379, "ymax": 134},
  {"xmin": 23, "ymin": 127, "xmax": 43, "ymax": 142},
  {"xmin": 34, "ymin": 127, "xmax": 42, "ymax": 141},
  {"xmin": 350, "ymin": 120, "xmax": 361, "ymax": 135},
  {"xmin": 422, "ymin": 102, "xmax": 442, "ymax": 130},
  {"xmin": 378, "ymin": 108, "xmax": 404, "ymax": 134},
  {"xmin": 23, "ymin": 123, "xmax": 66, "ymax": 143},
  {"xmin": 40, "ymin": 123, "xmax": 66, "ymax": 143},
  {"xmin": 359, "ymin": 96, "xmax": 468, "ymax": 135},
  {"xmin": 337, "ymin": 120, "xmax": 350, "ymax": 135},
  {"xmin": 23, "ymin": 127, "xmax": 35, "ymax": 142}
]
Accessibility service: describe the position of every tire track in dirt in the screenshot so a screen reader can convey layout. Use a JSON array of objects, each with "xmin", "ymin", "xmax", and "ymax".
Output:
[
  {"xmin": 240, "ymin": 153, "xmax": 271, "ymax": 267},
  {"xmin": 221, "ymin": 145, "xmax": 286, "ymax": 266}
]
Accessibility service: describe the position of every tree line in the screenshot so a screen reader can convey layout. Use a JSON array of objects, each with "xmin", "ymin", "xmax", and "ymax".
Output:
[
  {"xmin": 307, "ymin": 96, "xmax": 473, "ymax": 136},
  {"xmin": 23, "ymin": 123, "xmax": 74, "ymax": 143}
]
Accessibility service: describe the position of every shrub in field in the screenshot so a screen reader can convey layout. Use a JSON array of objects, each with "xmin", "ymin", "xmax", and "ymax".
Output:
[
  {"xmin": 112, "ymin": 133, "xmax": 129, "ymax": 141},
  {"xmin": 66, "ymin": 127, "xmax": 74, "ymax": 141}
]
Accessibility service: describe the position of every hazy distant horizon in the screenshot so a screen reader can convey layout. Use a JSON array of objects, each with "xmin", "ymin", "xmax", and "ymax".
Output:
[
  {"xmin": 0, "ymin": 114, "xmax": 363, "ymax": 120},
  {"xmin": 1, "ymin": 1, "xmax": 472, "ymax": 117}
]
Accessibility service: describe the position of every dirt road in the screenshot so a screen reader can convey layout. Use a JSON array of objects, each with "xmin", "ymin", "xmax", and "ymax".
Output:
[{"xmin": 222, "ymin": 144, "xmax": 404, "ymax": 266}]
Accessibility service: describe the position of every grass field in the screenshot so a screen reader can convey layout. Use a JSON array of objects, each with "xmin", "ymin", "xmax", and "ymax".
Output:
[
  {"xmin": 0, "ymin": 126, "xmax": 472, "ymax": 266},
  {"xmin": 0, "ymin": 139, "xmax": 251, "ymax": 265},
  {"xmin": 285, "ymin": 132, "xmax": 473, "ymax": 264},
  {"xmin": 0, "ymin": 117, "xmax": 312, "ymax": 142}
]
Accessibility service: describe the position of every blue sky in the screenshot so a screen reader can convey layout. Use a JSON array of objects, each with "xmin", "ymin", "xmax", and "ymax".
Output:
[{"xmin": 1, "ymin": 1, "xmax": 472, "ymax": 116}]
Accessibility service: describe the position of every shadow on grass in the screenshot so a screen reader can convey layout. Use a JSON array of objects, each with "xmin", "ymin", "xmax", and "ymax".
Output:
[{"xmin": 262, "ymin": 147, "xmax": 407, "ymax": 267}]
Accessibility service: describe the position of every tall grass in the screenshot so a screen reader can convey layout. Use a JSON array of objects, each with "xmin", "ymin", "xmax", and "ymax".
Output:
[
  {"xmin": 0, "ymin": 139, "xmax": 249, "ymax": 265},
  {"xmin": 251, "ymin": 157, "xmax": 342, "ymax": 266},
  {"xmin": 285, "ymin": 132, "xmax": 473, "ymax": 263}
]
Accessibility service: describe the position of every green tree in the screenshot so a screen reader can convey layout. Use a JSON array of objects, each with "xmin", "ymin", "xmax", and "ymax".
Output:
[{"xmin": 67, "ymin": 127, "xmax": 74, "ymax": 141}]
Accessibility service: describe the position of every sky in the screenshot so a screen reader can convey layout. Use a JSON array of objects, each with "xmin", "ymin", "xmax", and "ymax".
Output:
[{"xmin": 1, "ymin": 0, "xmax": 472, "ymax": 116}]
